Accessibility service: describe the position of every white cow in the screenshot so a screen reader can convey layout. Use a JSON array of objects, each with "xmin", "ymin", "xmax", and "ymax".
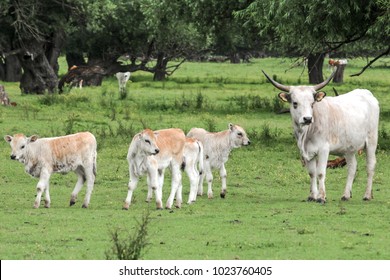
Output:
[
  {"xmin": 116, "ymin": 72, "xmax": 131, "ymax": 94},
  {"xmin": 187, "ymin": 123, "xmax": 251, "ymax": 199},
  {"xmin": 124, "ymin": 128, "xmax": 186, "ymax": 210},
  {"xmin": 4, "ymin": 132, "xmax": 97, "ymax": 208},
  {"xmin": 262, "ymin": 70, "xmax": 379, "ymax": 202}
]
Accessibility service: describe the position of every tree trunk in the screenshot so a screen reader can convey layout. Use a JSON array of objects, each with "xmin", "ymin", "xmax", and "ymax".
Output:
[
  {"xmin": 153, "ymin": 52, "xmax": 168, "ymax": 81},
  {"xmin": 229, "ymin": 53, "xmax": 240, "ymax": 64},
  {"xmin": 45, "ymin": 31, "xmax": 65, "ymax": 76},
  {"xmin": 18, "ymin": 42, "xmax": 58, "ymax": 94},
  {"xmin": 5, "ymin": 55, "xmax": 22, "ymax": 82},
  {"xmin": 307, "ymin": 53, "xmax": 325, "ymax": 84},
  {"xmin": 333, "ymin": 64, "xmax": 346, "ymax": 83}
]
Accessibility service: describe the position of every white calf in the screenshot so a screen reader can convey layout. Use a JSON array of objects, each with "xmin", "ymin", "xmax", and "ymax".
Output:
[
  {"xmin": 187, "ymin": 123, "xmax": 250, "ymax": 199},
  {"xmin": 116, "ymin": 72, "xmax": 131, "ymax": 94},
  {"xmin": 4, "ymin": 132, "xmax": 97, "ymax": 208}
]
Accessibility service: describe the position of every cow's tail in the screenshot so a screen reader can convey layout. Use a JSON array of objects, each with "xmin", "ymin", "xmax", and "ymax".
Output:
[
  {"xmin": 93, "ymin": 150, "xmax": 97, "ymax": 177},
  {"xmin": 196, "ymin": 140, "xmax": 204, "ymax": 175}
]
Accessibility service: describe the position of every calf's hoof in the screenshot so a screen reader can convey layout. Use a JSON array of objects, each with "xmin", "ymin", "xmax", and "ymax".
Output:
[
  {"xmin": 122, "ymin": 203, "xmax": 130, "ymax": 210},
  {"xmin": 82, "ymin": 204, "xmax": 88, "ymax": 208},
  {"xmin": 363, "ymin": 197, "xmax": 372, "ymax": 201},
  {"xmin": 69, "ymin": 200, "xmax": 76, "ymax": 206},
  {"xmin": 220, "ymin": 192, "xmax": 226, "ymax": 199}
]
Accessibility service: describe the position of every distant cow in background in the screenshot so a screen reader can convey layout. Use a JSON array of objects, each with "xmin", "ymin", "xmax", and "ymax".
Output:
[
  {"xmin": 4, "ymin": 132, "xmax": 97, "ymax": 208},
  {"xmin": 263, "ymin": 70, "xmax": 379, "ymax": 203},
  {"xmin": 187, "ymin": 123, "xmax": 251, "ymax": 199},
  {"xmin": 116, "ymin": 72, "xmax": 131, "ymax": 95}
]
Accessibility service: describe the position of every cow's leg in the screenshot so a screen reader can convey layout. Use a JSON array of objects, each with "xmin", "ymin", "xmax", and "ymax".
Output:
[
  {"xmin": 123, "ymin": 173, "xmax": 139, "ymax": 210},
  {"xmin": 305, "ymin": 159, "xmax": 319, "ymax": 202},
  {"xmin": 204, "ymin": 162, "xmax": 214, "ymax": 199},
  {"xmin": 166, "ymin": 164, "xmax": 182, "ymax": 209},
  {"xmin": 70, "ymin": 170, "xmax": 85, "ymax": 206},
  {"xmin": 342, "ymin": 153, "xmax": 357, "ymax": 201},
  {"xmin": 197, "ymin": 169, "xmax": 205, "ymax": 196},
  {"xmin": 186, "ymin": 162, "xmax": 199, "ymax": 204},
  {"xmin": 44, "ymin": 182, "xmax": 51, "ymax": 208},
  {"xmin": 35, "ymin": 171, "xmax": 50, "ymax": 208},
  {"xmin": 363, "ymin": 143, "xmax": 377, "ymax": 200},
  {"xmin": 82, "ymin": 167, "xmax": 95, "ymax": 208},
  {"xmin": 148, "ymin": 168, "xmax": 162, "ymax": 210},
  {"xmin": 219, "ymin": 164, "xmax": 227, "ymax": 198},
  {"xmin": 316, "ymin": 151, "xmax": 329, "ymax": 203}
]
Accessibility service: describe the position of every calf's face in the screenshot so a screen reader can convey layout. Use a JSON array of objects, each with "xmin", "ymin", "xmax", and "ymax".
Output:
[
  {"xmin": 4, "ymin": 134, "xmax": 38, "ymax": 162},
  {"xmin": 138, "ymin": 129, "xmax": 160, "ymax": 155},
  {"xmin": 229, "ymin": 123, "xmax": 251, "ymax": 147}
]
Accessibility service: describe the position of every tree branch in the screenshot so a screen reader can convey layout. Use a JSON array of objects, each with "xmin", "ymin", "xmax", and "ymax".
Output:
[{"xmin": 350, "ymin": 46, "xmax": 390, "ymax": 77}]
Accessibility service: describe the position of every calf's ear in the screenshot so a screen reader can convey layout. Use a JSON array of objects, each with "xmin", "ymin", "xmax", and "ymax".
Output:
[
  {"xmin": 4, "ymin": 135, "xmax": 12, "ymax": 143},
  {"xmin": 315, "ymin": 92, "xmax": 326, "ymax": 102},
  {"xmin": 228, "ymin": 123, "xmax": 234, "ymax": 131},
  {"xmin": 278, "ymin": 92, "xmax": 290, "ymax": 103},
  {"xmin": 29, "ymin": 135, "xmax": 38, "ymax": 143}
]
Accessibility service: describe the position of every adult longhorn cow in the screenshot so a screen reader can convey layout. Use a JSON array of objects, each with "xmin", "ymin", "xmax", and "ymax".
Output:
[{"xmin": 262, "ymin": 70, "xmax": 379, "ymax": 203}]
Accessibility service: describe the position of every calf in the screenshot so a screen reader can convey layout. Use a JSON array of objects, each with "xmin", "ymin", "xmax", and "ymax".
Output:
[
  {"xmin": 124, "ymin": 128, "xmax": 186, "ymax": 210},
  {"xmin": 4, "ymin": 132, "xmax": 97, "ymax": 208},
  {"xmin": 116, "ymin": 72, "xmax": 131, "ymax": 94},
  {"xmin": 187, "ymin": 123, "xmax": 250, "ymax": 199}
]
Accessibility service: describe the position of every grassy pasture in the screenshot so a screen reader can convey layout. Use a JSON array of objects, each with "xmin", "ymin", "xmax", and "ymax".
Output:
[{"xmin": 0, "ymin": 57, "xmax": 390, "ymax": 260}]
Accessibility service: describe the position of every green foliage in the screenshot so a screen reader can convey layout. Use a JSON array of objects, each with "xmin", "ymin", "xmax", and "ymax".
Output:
[
  {"xmin": 105, "ymin": 210, "xmax": 151, "ymax": 260},
  {"xmin": 1, "ymin": 58, "xmax": 390, "ymax": 260}
]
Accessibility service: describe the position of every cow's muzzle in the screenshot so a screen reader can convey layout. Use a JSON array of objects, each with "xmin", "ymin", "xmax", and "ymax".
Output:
[
  {"xmin": 10, "ymin": 155, "xmax": 16, "ymax": 160},
  {"xmin": 302, "ymin": 116, "xmax": 313, "ymax": 125},
  {"xmin": 153, "ymin": 149, "xmax": 160, "ymax": 155}
]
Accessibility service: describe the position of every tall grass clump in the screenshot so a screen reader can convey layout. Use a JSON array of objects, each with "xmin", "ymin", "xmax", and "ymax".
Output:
[{"xmin": 105, "ymin": 211, "xmax": 151, "ymax": 260}]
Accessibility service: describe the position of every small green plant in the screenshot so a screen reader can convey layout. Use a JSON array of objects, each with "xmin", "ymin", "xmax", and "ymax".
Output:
[
  {"xmin": 105, "ymin": 210, "xmax": 151, "ymax": 260},
  {"xmin": 64, "ymin": 113, "xmax": 80, "ymax": 134}
]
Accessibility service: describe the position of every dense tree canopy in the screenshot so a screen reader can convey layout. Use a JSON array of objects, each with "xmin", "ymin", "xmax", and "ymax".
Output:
[
  {"xmin": 237, "ymin": 0, "xmax": 390, "ymax": 82},
  {"xmin": 0, "ymin": 0, "xmax": 388, "ymax": 93}
]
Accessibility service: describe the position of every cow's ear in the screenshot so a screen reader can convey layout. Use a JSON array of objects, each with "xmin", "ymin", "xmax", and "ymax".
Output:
[
  {"xmin": 229, "ymin": 123, "xmax": 234, "ymax": 131},
  {"xmin": 4, "ymin": 135, "xmax": 12, "ymax": 143},
  {"xmin": 315, "ymin": 92, "xmax": 326, "ymax": 102},
  {"xmin": 153, "ymin": 132, "xmax": 159, "ymax": 137},
  {"xmin": 278, "ymin": 92, "xmax": 290, "ymax": 103},
  {"xmin": 29, "ymin": 135, "xmax": 38, "ymax": 143}
]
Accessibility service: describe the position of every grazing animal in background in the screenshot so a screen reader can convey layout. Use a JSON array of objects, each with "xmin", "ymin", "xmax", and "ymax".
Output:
[
  {"xmin": 4, "ymin": 132, "xmax": 97, "ymax": 208},
  {"xmin": 262, "ymin": 70, "xmax": 379, "ymax": 202},
  {"xmin": 187, "ymin": 123, "xmax": 251, "ymax": 199},
  {"xmin": 0, "ymin": 85, "xmax": 16, "ymax": 106},
  {"xmin": 124, "ymin": 128, "xmax": 186, "ymax": 210},
  {"xmin": 116, "ymin": 72, "xmax": 131, "ymax": 94}
]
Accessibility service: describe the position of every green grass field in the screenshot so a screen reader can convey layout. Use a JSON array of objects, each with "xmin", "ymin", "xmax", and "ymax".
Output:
[{"xmin": 1, "ymin": 57, "xmax": 390, "ymax": 260}]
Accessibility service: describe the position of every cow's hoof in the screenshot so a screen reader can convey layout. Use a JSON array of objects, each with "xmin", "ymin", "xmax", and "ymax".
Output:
[
  {"xmin": 341, "ymin": 196, "xmax": 350, "ymax": 201},
  {"xmin": 316, "ymin": 198, "xmax": 326, "ymax": 204},
  {"xmin": 69, "ymin": 200, "xmax": 76, "ymax": 206},
  {"xmin": 307, "ymin": 196, "xmax": 316, "ymax": 202},
  {"xmin": 363, "ymin": 197, "xmax": 372, "ymax": 201},
  {"xmin": 82, "ymin": 204, "xmax": 88, "ymax": 208},
  {"xmin": 220, "ymin": 193, "xmax": 226, "ymax": 199}
]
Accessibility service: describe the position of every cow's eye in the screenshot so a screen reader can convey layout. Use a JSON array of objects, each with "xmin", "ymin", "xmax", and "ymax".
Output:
[
  {"xmin": 21, "ymin": 145, "xmax": 25, "ymax": 149},
  {"xmin": 145, "ymin": 139, "xmax": 151, "ymax": 144},
  {"xmin": 293, "ymin": 102, "xmax": 298, "ymax": 109},
  {"xmin": 237, "ymin": 132, "xmax": 243, "ymax": 137}
]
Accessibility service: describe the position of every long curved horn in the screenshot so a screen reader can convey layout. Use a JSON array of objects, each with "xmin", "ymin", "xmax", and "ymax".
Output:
[
  {"xmin": 313, "ymin": 71, "xmax": 336, "ymax": 91},
  {"xmin": 262, "ymin": 70, "xmax": 290, "ymax": 92}
]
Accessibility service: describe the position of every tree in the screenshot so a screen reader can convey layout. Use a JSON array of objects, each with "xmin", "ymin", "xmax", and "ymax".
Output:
[
  {"xmin": 187, "ymin": 0, "xmax": 261, "ymax": 63},
  {"xmin": 0, "ymin": 0, "xmax": 78, "ymax": 93},
  {"xmin": 237, "ymin": 0, "xmax": 389, "ymax": 83},
  {"xmin": 65, "ymin": 0, "xmax": 206, "ymax": 81}
]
